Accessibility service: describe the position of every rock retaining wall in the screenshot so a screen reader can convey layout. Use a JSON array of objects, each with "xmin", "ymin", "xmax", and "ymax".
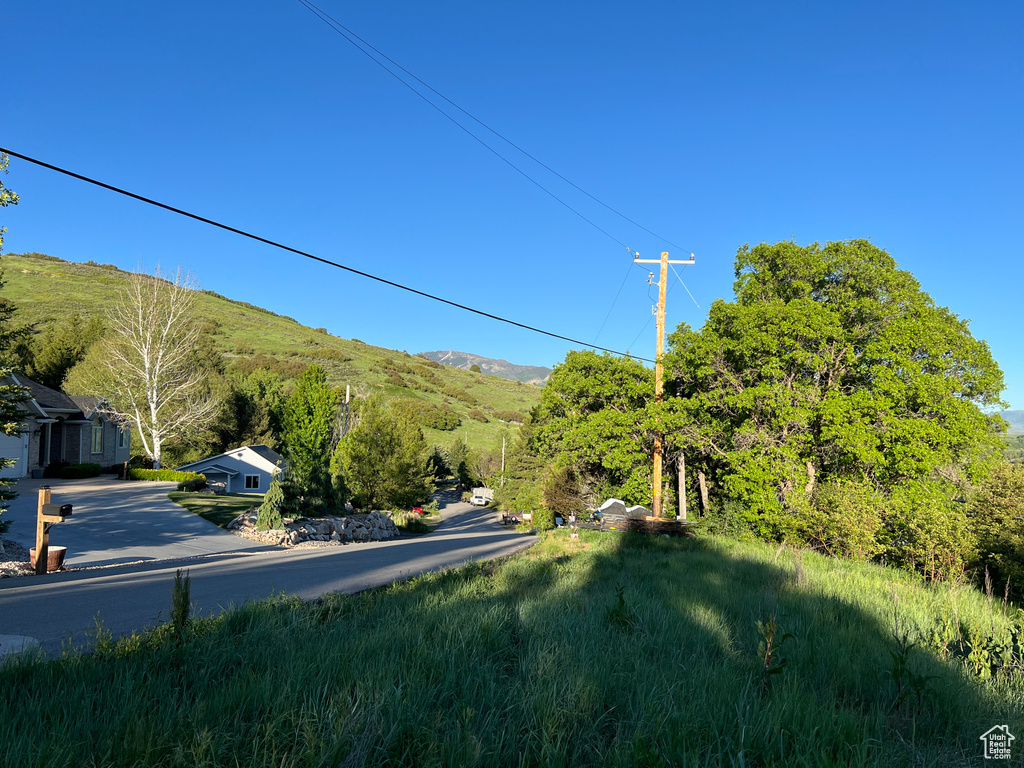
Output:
[{"xmin": 228, "ymin": 509, "xmax": 401, "ymax": 547}]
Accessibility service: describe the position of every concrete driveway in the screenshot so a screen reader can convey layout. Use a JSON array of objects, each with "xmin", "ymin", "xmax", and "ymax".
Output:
[{"xmin": 2, "ymin": 476, "xmax": 273, "ymax": 568}]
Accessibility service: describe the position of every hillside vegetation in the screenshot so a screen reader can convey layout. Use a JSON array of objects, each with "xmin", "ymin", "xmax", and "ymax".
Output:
[
  {"xmin": 1, "ymin": 252, "xmax": 540, "ymax": 453},
  {"xmin": 3, "ymin": 530, "xmax": 1022, "ymax": 767}
]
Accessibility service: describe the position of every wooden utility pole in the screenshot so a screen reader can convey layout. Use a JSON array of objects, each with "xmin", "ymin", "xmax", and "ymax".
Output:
[{"xmin": 633, "ymin": 250, "xmax": 695, "ymax": 517}]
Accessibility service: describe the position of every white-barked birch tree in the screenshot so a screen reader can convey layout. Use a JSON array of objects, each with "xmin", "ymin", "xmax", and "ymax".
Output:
[{"xmin": 69, "ymin": 265, "xmax": 218, "ymax": 468}]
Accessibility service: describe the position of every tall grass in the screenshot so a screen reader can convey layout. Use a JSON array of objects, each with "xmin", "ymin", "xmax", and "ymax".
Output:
[{"xmin": 2, "ymin": 532, "xmax": 1021, "ymax": 766}]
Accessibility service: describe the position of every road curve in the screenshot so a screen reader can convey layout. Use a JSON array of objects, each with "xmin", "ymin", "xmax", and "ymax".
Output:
[{"xmin": 0, "ymin": 492, "xmax": 534, "ymax": 656}]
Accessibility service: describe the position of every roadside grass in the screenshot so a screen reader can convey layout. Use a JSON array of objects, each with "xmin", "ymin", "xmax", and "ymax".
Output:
[
  {"xmin": 3, "ymin": 531, "xmax": 1022, "ymax": 767},
  {"xmin": 167, "ymin": 491, "xmax": 261, "ymax": 528}
]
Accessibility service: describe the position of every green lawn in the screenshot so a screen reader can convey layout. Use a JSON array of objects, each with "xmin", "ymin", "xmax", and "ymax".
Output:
[
  {"xmin": 167, "ymin": 491, "xmax": 262, "ymax": 528},
  {"xmin": 3, "ymin": 531, "xmax": 1021, "ymax": 766}
]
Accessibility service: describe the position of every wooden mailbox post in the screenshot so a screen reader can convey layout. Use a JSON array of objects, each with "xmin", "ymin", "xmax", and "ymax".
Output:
[{"xmin": 34, "ymin": 486, "xmax": 72, "ymax": 575}]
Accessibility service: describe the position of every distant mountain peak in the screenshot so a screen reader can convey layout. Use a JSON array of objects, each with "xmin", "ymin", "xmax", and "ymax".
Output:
[{"xmin": 418, "ymin": 350, "xmax": 551, "ymax": 385}]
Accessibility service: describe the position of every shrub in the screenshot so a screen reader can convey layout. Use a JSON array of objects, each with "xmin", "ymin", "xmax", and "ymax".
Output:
[
  {"xmin": 493, "ymin": 410, "xmax": 527, "ymax": 424},
  {"xmin": 533, "ymin": 505, "xmax": 555, "ymax": 530},
  {"xmin": 392, "ymin": 510, "xmax": 430, "ymax": 533},
  {"xmin": 176, "ymin": 478, "xmax": 208, "ymax": 492},
  {"xmin": 129, "ymin": 469, "xmax": 206, "ymax": 483},
  {"xmin": 467, "ymin": 409, "xmax": 488, "ymax": 423},
  {"xmin": 393, "ymin": 400, "xmax": 461, "ymax": 431},
  {"xmin": 256, "ymin": 476, "xmax": 286, "ymax": 531},
  {"xmin": 58, "ymin": 463, "xmax": 102, "ymax": 479},
  {"xmin": 42, "ymin": 460, "xmax": 69, "ymax": 479}
]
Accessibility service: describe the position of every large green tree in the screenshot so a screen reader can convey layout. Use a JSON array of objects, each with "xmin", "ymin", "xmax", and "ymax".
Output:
[
  {"xmin": 532, "ymin": 350, "xmax": 655, "ymax": 505},
  {"xmin": 280, "ymin": 364, "xmax": 338, "ymax": 515},
  {"xmin": 332, "ymin": 396, "xmax": 432, "ymax": 511},
  {"xmin": 662, "ymin": 240, "xmax": 1005, "ymax": 576}
]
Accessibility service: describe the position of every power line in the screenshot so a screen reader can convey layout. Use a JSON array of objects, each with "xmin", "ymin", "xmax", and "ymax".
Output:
[
  {"xmin": 593, "ymin": 249, "xmax": 639, "ymax": 344},
  {"xmin": 296, "ymin": 0, "xmax": 627, "ymax": 250},
  {"xmin": 297, "ymin": 0, "xmax": 701, "ymax": 351},
  {"xmin": 297, "ymin": 0, "xmax": 694, "ymax": 256},
  {"xmin": 1, "ymin": 147, "xmax": 654, "ymax": 363}
]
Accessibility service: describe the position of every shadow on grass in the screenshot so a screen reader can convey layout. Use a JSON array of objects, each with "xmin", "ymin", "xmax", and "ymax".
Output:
[{"xmin": 1, "ymin": 529, "xmax": 1019, "ymax": 767}]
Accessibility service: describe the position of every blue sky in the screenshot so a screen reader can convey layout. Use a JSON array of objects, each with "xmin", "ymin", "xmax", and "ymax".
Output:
[{"xmin": 3, "ymin": 1, "xmax": 1022, "ymax": 407}]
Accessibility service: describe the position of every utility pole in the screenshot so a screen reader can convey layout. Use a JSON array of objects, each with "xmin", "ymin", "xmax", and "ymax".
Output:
[
  {"xmin": 501, "ymin": 435, "xmax": 506, "ymax": 487},
  {"xmin": 343, "ymin": 385, "xmax": 351, "ymax": 437},
  {"xmin": 633, "ymin": 250, "xmax": 695, "ymax": 517}
]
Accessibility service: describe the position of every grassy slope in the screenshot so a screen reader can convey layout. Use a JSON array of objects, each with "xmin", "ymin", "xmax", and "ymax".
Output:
[
  {"xmin": 2, "ymin": 252, "xmax": 539, "ymax": 453},
  {"xmin": 3, "ymin": 531, "xmax": 1020, "ymax": 767}
]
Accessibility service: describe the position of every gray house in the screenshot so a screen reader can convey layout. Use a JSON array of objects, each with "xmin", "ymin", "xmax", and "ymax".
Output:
[
  {"xmin": 175, "ymin": 445, "xmax": 285, "ymax": 494},
  {"xmin": 0, "ymin": 373, "xmax": 131, "ymax": 478}
]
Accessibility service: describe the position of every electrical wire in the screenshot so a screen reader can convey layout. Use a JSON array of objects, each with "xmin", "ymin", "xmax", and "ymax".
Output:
[
  {"xmin": 669, "ymin": 261, "xmax": 701, "ymax": 309},
  {"xmin": 297, "ymin": 0, "xmax": 694, "ymax": 256},
  {"xmin": 593, "ymin": 249, "xmax": 638, "ymax": 344},
  {"xmin": 296, "ymin": 0, "xmax": 629, "ymax": 250},
  {"xmin": 1, "ymin": 147, "xmax": 654, "ymax": 363}
]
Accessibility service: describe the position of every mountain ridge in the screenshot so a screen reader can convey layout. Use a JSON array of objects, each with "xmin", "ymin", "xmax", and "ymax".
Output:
[
  {"xmin": 418, "ymin": 350, "xmax": 551, "ymax": 385},
  {"xmin": 1002, "ymin": 410, "xmax": 1024, "ymax": 435}
]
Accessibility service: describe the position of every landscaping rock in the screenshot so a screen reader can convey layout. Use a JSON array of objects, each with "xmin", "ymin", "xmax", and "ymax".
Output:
[{"xmin": 225, "ymin": 508, "xmax": 401, "ymax": 548}]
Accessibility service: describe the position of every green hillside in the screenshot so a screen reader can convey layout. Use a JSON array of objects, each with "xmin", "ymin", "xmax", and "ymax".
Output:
[{"xmin": 1, "ymin": 252, "xmax": 540, "ymax": 452}]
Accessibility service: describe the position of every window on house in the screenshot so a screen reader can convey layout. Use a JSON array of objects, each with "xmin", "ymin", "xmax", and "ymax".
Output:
[
  {"xmin": 245, "ymin": 475, "xmax": 260, "ymax": 490},
  {"xmin": 118, "ymin": 427, "xmax": 128, "ymax": 449},
  {"xmin": 91, "ymin": 419, "xmax": 103, "ymax": 454}
]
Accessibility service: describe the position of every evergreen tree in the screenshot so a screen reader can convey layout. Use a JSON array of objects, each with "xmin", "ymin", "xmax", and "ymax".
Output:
[
  {"xmin": 256, "ymin": 474, "xmax": 286, "ymax": 531},
  {"xmin": 0, "ymin": 153, "xmax": 28, "ymax": 535},
  {"xmin": 28, "ymin": 313, "xmax": 104, "ymax": 389},
  {"xmin": 281, "ymin": 364, "xmax": 339, "ymax": 516}
]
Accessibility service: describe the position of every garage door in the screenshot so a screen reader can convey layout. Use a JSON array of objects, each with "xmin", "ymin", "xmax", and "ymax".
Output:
[{"xmin": 0, "ymin": 431, "xmax": 28, "ymax": 479}]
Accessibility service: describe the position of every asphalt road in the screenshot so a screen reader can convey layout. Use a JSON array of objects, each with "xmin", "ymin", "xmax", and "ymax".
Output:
[{"xmin": 0, "ymin": 490, "xmax": 535, "ymax": 657}]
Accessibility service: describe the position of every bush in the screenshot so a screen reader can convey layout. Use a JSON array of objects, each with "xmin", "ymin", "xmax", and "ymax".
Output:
[
  {"xmin": 533, "ymin": 506, "xmax": 555, "ymax": 530},
  {"xmin": 42, "ymin": 460, "xmax": 69, "ymax": 479},
  {"xmin": 256, "ymin": 476, "xmax": 286, "ymax": 531},
  {"xmin": 467, "ymin": 409, "xmax": 488, "ymax": 423},
  {"xmin": 393, "ymin": 400, "xmax": 461, "ymax": 431},
  {"xmin": 176, "ymin": 478, "xmax": 208, "ymax": 492},
  {"xmin": 392, "ymin": 510, "xmax": 430, "ymax": 533},
  {"xmin": 58, "ymin": 463, "xmax": 102, "ymax": 479},
  {"xmin": 129, "ymin": 469, "xmax": 206, "ymax": 483},
  {"xmin": 493, "ymin": 410, "xmax": 527, "ymax": 424}
]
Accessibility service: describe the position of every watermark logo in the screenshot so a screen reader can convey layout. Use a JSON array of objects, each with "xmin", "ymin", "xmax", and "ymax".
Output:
[{"xmin": 980, "ymin": 725, "xmax": 1015, "ymax": 760}]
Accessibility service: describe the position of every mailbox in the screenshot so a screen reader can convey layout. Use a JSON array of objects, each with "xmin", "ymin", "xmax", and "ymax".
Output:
[{"xmin": 41, "ymin": 503, "xmax": 73, "ymax": 520}]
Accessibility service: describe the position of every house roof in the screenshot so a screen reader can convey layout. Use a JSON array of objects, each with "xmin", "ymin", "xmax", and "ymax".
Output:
[
  {"xmin": 175, "ymin": 445, "xmax": 286, "ymax": 473},
  {"xmin": 189, "ymin": 463, "xmax": 240, "ymax": 477},
  {"xmin": 2, "ymin": 374, "xmax": 119, "ymax": 424},
  {"xmin": 69, "ymin": 395, "xmax": 105, "ymax": 416},
  {"xmin": 15, "ymin": 374, "xmax": 82, "ymax": 412},
  {"xmin": 247, "ymin": 445, "xmax": 285, "ymax": 467}
]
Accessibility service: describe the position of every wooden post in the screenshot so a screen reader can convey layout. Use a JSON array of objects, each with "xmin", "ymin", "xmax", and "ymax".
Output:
[
  {"xmin": 697, "ymin": 470, "xmax": 710, "ymax": 515},
  {"xmin": 34, "ymin": 486, "xmax": 51, "ymax": 576},
  {"xmin": 678, "ymin": 453, "xmax": 687, "ymax": 520}
]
